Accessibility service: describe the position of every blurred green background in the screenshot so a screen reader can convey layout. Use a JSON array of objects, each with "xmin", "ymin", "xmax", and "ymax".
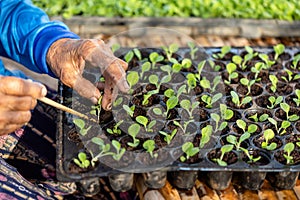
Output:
[{"xmin": 33, "ymin": 0, "xmax": 300, "ymax": 21}]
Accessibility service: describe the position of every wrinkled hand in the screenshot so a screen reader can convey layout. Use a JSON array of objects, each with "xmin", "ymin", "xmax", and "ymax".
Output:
[
  {"xmin": 47, "ymin": 38, "xmax": 129, "ymax": 110},
  {"xmin": 0, "ymin": 76, "xmax": 47, "ymax": 136}
]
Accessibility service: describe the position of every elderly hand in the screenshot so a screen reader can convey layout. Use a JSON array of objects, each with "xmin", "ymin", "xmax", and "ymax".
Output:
[
  {"xmin": 0, "ymin": 76, "xmax": 47, "ymax": 136},
  {"xmin": 47, "ymin": 38, "xmax": 129, "ymax": 110}
]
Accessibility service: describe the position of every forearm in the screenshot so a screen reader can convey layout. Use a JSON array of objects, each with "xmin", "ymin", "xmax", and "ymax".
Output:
[{"xmin": 0, "ymin": 0, "xmax": 79, "ymax": 76}]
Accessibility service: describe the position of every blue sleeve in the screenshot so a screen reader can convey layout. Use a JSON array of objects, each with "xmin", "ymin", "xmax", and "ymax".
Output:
[{"xmin": 0, "ymin": 0, "xmax": 80, "ymax": 77}]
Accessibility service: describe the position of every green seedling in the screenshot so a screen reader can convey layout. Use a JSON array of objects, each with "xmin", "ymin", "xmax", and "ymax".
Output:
[
  {"xmin": 248, "ymin": 113, "xmax": 269, "ymax": 122},
  {"xmin": 225, "ymin": 63, "xmax": 238, "ymax": 84},
  {"xmin": 143, "ymin": 139, "xmax": 158, "ymax": 158},
  {"xmin": 142, "ymin": 90, "xmax": 159, "ymax": 106},
  {"xmin": 127, "ymin": 71, "xmax": 139, "ymax": 93},
  {"xmin": 140, "ymin": 62, "xmax": 151, "ymax": 80},
  {"xmin": 195, "ymin": 60, "xmax": 206, "ymax": 82},
  {"xmin": 124, "ymin": 50, "xmax": 134, "ymax": 63},
  {"xmin": 251, "ymin": 62, "xmax": 265, "ymax": 82},
  {"xmin": 90, "ymin": 96, "xmax": 102, "ymax": 121},
  {"xmin": 281, "ymin": 69, "xmax": 300, "ymax": 82},
  {"xmin": 292, "ymin": 54, "xmax": 300, "ymax": 70},
  {"xmin": 106, "ymin": 120, "xmax": 124, "ymax": 135},
  {"xmin": 187, "ymin": 41, "xmax": 199, "ymax": 59},
  {"xmin": 127, "ymin": 123, "xmax": 140, "ymax": 148},
  {"xmin": 186, "ymin": 73, "xmax": 197, "ymax": 93},
  {"xmin": 267, "ymin": 96, "xmax": 283, "ymax": 109},
  {"xmin": 240, "ymin": 78, "xmax": 255, "ymax": 95},
  {"xmin": 227, "ymin": 132, "xmax": 250, "ymax": 151},
  {"xmin": 149, "ymin": 52, "xmax": 164, "ymax": 69},
  {"xmin": 159, "ymin": 129, "xmax": 177, "ymax": 145},
  {"xmin": 181, "ymin": 58, "xmax": 192, "ymax": 69},
  {"xmin": 259, "ymin": 53, "xmax": 275, "ymax": 69},
  {"xmin": 90, "ymin": 137, "xmax": 113, "ymax": 166},
  {"xmin": 200, "ymin": 76, "xmax": 221, "ymax": 93},
  {"xmin": 261, "ymin": 129, "xmax": 277, "ymax": 151},
  {"xmin": 212, "ymin": 46, "xmax": 231, "ymax": 59},
  {"xmin": 149, "ymin": 74, "xmax": 171, "ymax": 92},
  {"xmin": 280, "ymin": 103, "xmax": 299, "ymax": 122},
  {"xmin": 268, "ymin": 118, "xmax": 291, "ymax": 135},
  {"xmin": 273, "ymin": 44, "xmax": 285, "ymax": 61},
  {"xmin": 123, "ymin": 105, "xmax": 135, "ymax": 117},
  {"xmin": 180, "ymin": 99, "xmax": 200, "ymax": 119},
  {"xmin": 240, "ymin": 147, "xmax": 261, "ymax": 164},
  {"xmin": 113, "ymin": 97, "xmax": 123, "ymax": 107},
  {"xmin": 236, "ymin": 119, "xmax": 258, "ymax": 135},
  {"xmin": 154, "ymin": 95, "xmax": 178, "ymax": 118},
  {"xmin": 174, "ymin": 120, "xmax": 195, "ymax": 135},
  {"xmin": 210, "ymin": 113, "xmax": 227, "ymax": 132},
  {"xmin": 269, "ymin": 75, "xmax": 278, "ymax": 93},
  {"xmin": 162, "ymin": 43, "xmax": 179, "ymax": 61},
  {"xmin": 111, "ymin": 43, "xmax": 120, "ymax": 53},
  {"xmin": 133, "ymin": 48, "xmax": 142, "ymax": 61},
  {"xmin": 136, "ymin": 116, "xmax": 156, "ymax": 132},
  {"xmin": 111, "ymin": 140, "xmax": 126, "ymax": 161},
  {"xmin": 74, "ymin": 152, "xmax": 90, "ymax": 168},
  {"xmin": 220, "ymin": 104, "xmax": 234, "ymax": 121},
  {"xmin": 200, "ymin": 125, "xmax": 213, "ymax": 148},
  {"xmin": 171, "ymin": 62, "xmax": 182, "ymax": 73},
  {"xmin": 201, "ymin": 93, "xmax": 222, "ymax": 109},
  {"xmin": 283, "ymin": 142, "xmax": 295, "ymax": 165},
  {"xmin": 233, "ymin": 46, "xmax": 258, "ymax": 71},
  {"xmin": 73, "ymin": 118, "xmax": 91, "ymax": 136},
  {"xmin": 164, "ymin": 85, "xmax": 186, "ymax": 99},
  {"xmin": 180, "ymin": 142, "xmax": 200, "ymax": 162},
  {"xmin": 212, "ymin": 144, "xmax": 234, "ymax": 167},
  {"xmin": 293, "ymin": 89, "xmax": 300, "ymax": 106},
  {"xmin": 208, "ymin": 60, "xmax": 222, "ymax": 72},
  {"xmin": 230, "ymin": 91, "xmax": 252, "ymax": 108}
]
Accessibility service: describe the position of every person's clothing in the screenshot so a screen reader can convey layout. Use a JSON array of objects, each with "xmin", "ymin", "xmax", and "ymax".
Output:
[{"xmin": 0, "ymin": 0, "xmax": 79, "ymax": 77}]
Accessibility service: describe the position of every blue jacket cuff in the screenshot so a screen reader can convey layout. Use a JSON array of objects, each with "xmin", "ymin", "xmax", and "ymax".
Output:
[{"xmin": 34, "ymin": 26, "xmax": 80, "ymax": 77}]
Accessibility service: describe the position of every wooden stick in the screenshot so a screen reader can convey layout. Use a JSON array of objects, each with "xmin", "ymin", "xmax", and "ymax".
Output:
[{"xmin": 38, "ymin": 97, "xmax": 98, "ymax": 123}]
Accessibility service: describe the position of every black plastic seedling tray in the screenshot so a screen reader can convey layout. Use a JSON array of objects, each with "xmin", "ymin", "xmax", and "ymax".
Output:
[{"xmin": 56, "ymin": 46, "xmax": 300, "ymax": 191}]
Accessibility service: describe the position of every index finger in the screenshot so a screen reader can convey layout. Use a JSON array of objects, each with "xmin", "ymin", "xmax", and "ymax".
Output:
[{"xmin": 0, "ymin": 77, "xmax": 47, "ymax": 98}]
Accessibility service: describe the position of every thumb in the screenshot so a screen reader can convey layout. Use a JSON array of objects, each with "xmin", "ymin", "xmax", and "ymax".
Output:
[{"xmin": 73, "ymin": 76, "xmax": 101, "ymax": 104}]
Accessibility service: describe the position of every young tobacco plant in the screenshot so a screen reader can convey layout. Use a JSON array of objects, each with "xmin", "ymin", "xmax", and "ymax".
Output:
[
  {"xmin": 230, "ymin": 91, "xmax": 252, "ymax": 108},
  {"xmin": 232, "ymin": 46, "xmax": 258, "ymax": 71},
  {"xmin": 200, "ymin": 76, "xmax": 221, "ymax": 93},
  {"xmin": 212, "ymin": 144, "xmax": 234, "ymax": 167},
  {"xmin": 173, "ymin": 120, "xmax": 195, "ymax": 135},
  {"xmin": 149, "ymin": 52, "xmax": 164, "ymax": 69},
  {"xmin": 136, "ymin": 116, "xmax": 156, "ymax": 132},
  {"xmin": 273, "ymin": 44, "xmax": 285, "ymax": 61},
  {"xmin": 283, "ymin": 142, "xmax": 295, "ymax": 165},
  {"xmin": 251, "ymin": 62, "xmax": 265, "ymax": 82},
  {"xmin": 226, "ymin": 133, "xmax": 250, "ymax": 151},
  {"xmin": 74, "ymin": 152, "xmax": 90, "ymax": 168},
  {"xmin": 180, "ymin": 99, "xmax": 200, "ymax": 119},
  {"xmin": 143, "ymin": 139, "xmax": 158, "ymax": 158},
  {"xmin": 259, "ymin": 53, "xmax": 275, "ymax": 69},
  {"xmin": 280, "ymin": 103, "xmax": 299, "ymax": 121},
  {"xmin": 142, "ymin": 90, "xmax": 159, "ymax": 106},
  {"xmin": 127, "ymin": 123, "xmax": 140, "ymax": 148},
  {"xmin": 123, "ymin": 105, "xmax": 135, "ymax": 118},
  {"xmin": 159, "ymin": 129, "xmax": 177, "ymax": 145},
  {"xmin": 111, "ymin": 140, "xmax": 126, "ymax": 161},
  {"xmin": 225, "ymin": 63, "xmax": 238, "ymax": 84},
  {"xmin": 148, "ymin": 74, "xmax": 171, "ymax": 92},
  {"xmin": 240, "ymin": 147, "xmax": 261, "ymax": 164},
  {"xmin": 73, "ymin": 118, "xmax": 91, "ymax": 136},
  {"xmin": 106, "ymin": 120, "xmax": 124, "ymax": 135},
  {"xmin": 267, "ymin": 96, "xmax": 283, "ymax": 109},
  {"xmin": 201, "ymin": 93, "xmax": 223, "ymax": 109},
  {"xmin": 90, "ymin": 137, "xmax": 113, "ymax": 166},
  {"xmin": 281, "ymin": 69, "xmax": 300, "ymax": 82},
  {"xmin": 248, "ymin": 113, "xmax": 269, "ymax": 122},
  {"xmin": 208, "ymin": 60, "xmax": 222, "ymax": 72},
  {"xmin": 153, "ymin": 95, "xmax": 178, "ymax": 118},
  {"xmin": 212, "ymin": 46, "xmax": 231, "ymax": 59},
  {"xmin": 261, "ymin": 129, "xmax": 277, "ymax": 151},
  {"xmin": 268, "ymin": 118, "xmax": 291, "ymax": 135},
  {"xmin": 187, "ymin": 41, "xmax": 198, "ymax": 60},
  {"xmin": 180, "ymin": 142, "xmax": 200, "ymax": 162},
  {"xmin": 186, "ymin": 73, "xmax": 197, "ymax": 93},
  {"xmin": 236, "ymin": 119, "xmax": 258, "ymax": 135},
  {"xmin": 269, "ymin": 75, "xmax": 278, "ymax": 93},
  {"xmin": 293, "ymin": 89, "xmax": 300, "ymax": 106},
  {"xmin": 162, "ymin": 43, "xmax": 179, "ymax": 61},
  {"xmin": 292, "ymin": 54, "xmax": 300, "ymax": 70},
  {"xmin": 199, "ymin": 125, "xmax": 213, "ymax": 148},
  {"xmin": 210, "ymin": 113, "xmax": 227, "ymax": 132},
  {"xmin": 140, "ymin": 62, "xmax": 151, "ymax": 80},
  {"xmin": 240, "ymin": 77, "xmax": 255, "ymax": 95},
  {"xmin": 220, "ymin": 104, "xmax": 234, "ymax": 121},
  {"xmin": 127, "ymin": 71, "xmax": 139, "ymax": 93}
]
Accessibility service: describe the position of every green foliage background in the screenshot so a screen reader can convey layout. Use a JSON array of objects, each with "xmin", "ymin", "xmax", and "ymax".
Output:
[{"xmin": 33, "ymin": 0, "xmax": 300, "ymax": 21}]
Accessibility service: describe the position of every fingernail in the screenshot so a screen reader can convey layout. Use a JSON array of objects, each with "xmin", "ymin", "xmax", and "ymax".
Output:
[
  {"xmin": 90, "ymin": 97, "xmax": 98, "ymax": 104},
  {"xmin": 106, "ymin": 103, "xmax": 112, "ymax": 110},
  {"xmin": 41, "ymin": 86, "xmax": 47, "ymax": 97}
]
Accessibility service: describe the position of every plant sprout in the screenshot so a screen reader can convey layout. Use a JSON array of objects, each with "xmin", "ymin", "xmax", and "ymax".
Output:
[
  {"xmin": 280, "ymin": 103, "xmax": 299, "ymax": 122},
  {"xmin": 200, "ymin": 125, "xmax": 213, "ymax": 148},
  {"xmin": 226, "ymin": 133, "xmax": 250, "ymax": 151},
  {"xmin": 236, "ymin": 119, "xmax": 258, "ymax": 135},
  {"xmin": 106, "ymin": 120, "xmax": 124, "ymax": 135},
  {"xmin": 200, "ymin": 76, "xmax": 221, "ymax": 93},
  {"xmin": 240, "ymin": 77, "xmax": 255, "ymax": 95},
  {"xmin": 269, "ymin": 75, "xmax": 278, "ymax": 93},
  {"xmin": 111, "ymin": 140, "xmax": 126, "ymax": 161},
  {"xmin": 180, "ymin": 99, "xmax": 199, "ymax": 119},
  {"xmin": 220, "ymin": 104, "xmax": 234, "ymax": 121},
  {"xmin": 90, "ymin": 137, "xmax": 113, "ymax": 166},
  {"xmin": 149, "ymin": 52, "xmax": 164, "ymax": 69},
  {"xmin": 225, "ymin": 63, "xmax": 238, "ymax": 84},
  {"xmin": 210, "ymin": 113, "xmax": 227, "ymax": 132},
  {"xmin": 173, "ymin": 120, "xmax": 195, "ymax": 135},
  {"xmin": 113, "ymin": 97, "xmax": 123, "ymax": 107},
  {"xmin": 230, "ymin": 91, "xmax": 252, "ymax": 108},
  {"xmin": 162, "ymin": 43, "xmax": 179, "ymax": 61},
  {"xmin": 74, "ymin": 152, "xmax": 90, "ymax": 168},
  {"xmin": 259, "ymin": 53, "xmax": 275, "ymax": 69},
  {"xmin": 143, "ymin": 139, "xmax": 158, "ymax": 158},
  {"xmin": 187, "ymin": 42, "xmax": 199, "ymax": 60},
  {"xmin": 212, "ymin": 46, "xmax": 231, "ymax": 59},
  {"xmin": 261, "ymin": 129, "xmax": 277, "ymax": 151},
  {"xmin": 181, "ymin": 58, "xmax": 192, "ymax": 69},
  {"xmin": 123, "ymin": 105, "xmax": 135, "ymax": 117},
  {"xmin": 240, "ymin": 147, "xmax": 261, "ymax": 164},
  {"xmin": 186, "ymin": 73, "xmax": 197, "ymax": 93},
  {"xmin": 212, "ymin": 144, "xmax": 234, "ymax": 167},
  {"xmin": 194, "ymin": 61, "xmax": 206, "ymax": 82},
  {"xmin": 268, "ymin": 118, "xmax": 291, "ymax": 135},
  {"xmin": 201, "ymin": 93, "xmax": 223, "ymax": 109},
  {"xmin": 159, "ymin": 129, "xmax": 177, "ymax": 145},
  {"xmin": 281, "ymin": 69, "xmax": 300, "ymax": 82},
  {"xmin": 111, "ymin": 43, "xmax": 120, "ymax": 53},
  {"xmin": 248, "ymin": 113, "xmax": 269, "ymax": 122},
  {"xmin": 133, "ymin": 48, "xmax": 142, "ymax": 61},
  {"xmin": 208, "ymin": 60, "xmax": 222, "ymax": 72},
  {"xmin": 251, "ymin": 62, "xmax": 265, "ymax": 82},
  {"xmin": 73, "ymin": 118, "xmax": 91, "ymax": 136},
  {"xmin": 124, "ymin": 50, "xmax": 134, "ymax": 63},
  {"xmin": 233, "ymin": 46, "xmax": 257, "ymax": 71},
  {"xmin": 273, "ymin": 44, "xmax": 285, "ymax": 61},
  {"xmin": 136, "ymin": 116, "xmax": 156, "ymax": 132},
  {"xmin": 140, "ymin": 62, "xmax": 151, "ymax": 80},
  {"xmin": 127, "ymin": 123, "xmax": 140, "ymax": 148},
  {"xmin": 283, "ymin": 142, "xmax": 295, "ymax": 165},
  {"xmin": 267, "ymin": 96, "xmax": 283, "ymax": 109},
  {"xmin": 180, "ymin": 142, "xmax": 200, "ymax": 162},
  {"xmin": 149, "ymin": 74, "xmax": 171, "ymax": 92},
  {"xmin": 293, "ymin": 89, "xmax": 300, "ymax": 106},
  {"xmin": 292, "ymin": 54, "xmax": 300, "ymax": 70},
  {"xmin": 127, "ymin": 71, "xmax": 139, "ymax": 93},
  {"xmin": 142, "ymin": 90, "xmax": 159, "ymax": 106}
]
